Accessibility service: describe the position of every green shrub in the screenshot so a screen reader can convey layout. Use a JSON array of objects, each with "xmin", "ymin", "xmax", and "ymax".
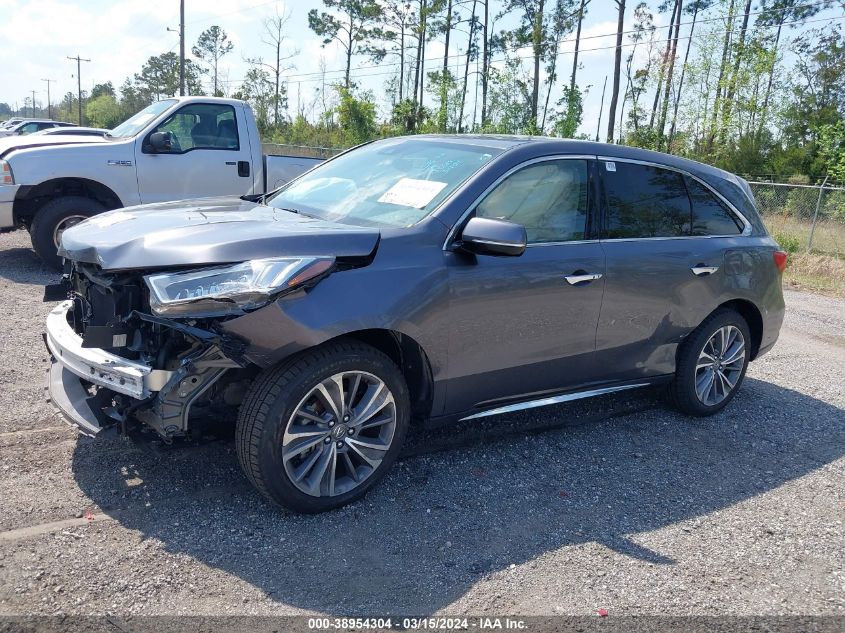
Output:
[
  {"xmin": 773, "ymin": 231, "xmax": 801, "ymax": 254},
  {"xmin": 784, "ymin": 186, "xmax": 819, "ymax": 220},
  {"xmin": 823, "ymin": 190, "xmax": 845, "ymax": 222}
]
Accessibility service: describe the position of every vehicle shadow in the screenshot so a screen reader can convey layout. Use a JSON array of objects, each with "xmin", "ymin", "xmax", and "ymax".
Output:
[
  {"xmin": 70, "ymin": 378, "xmax": 844, "ymax": 614},
  {"xmin": 0, "ymin": 242, "xmax": 56, "ymax": 286}
]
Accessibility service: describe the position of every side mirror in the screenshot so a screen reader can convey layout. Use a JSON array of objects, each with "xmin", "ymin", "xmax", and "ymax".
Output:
[
  {"xmin": 459, "ymin": 216, "xmax": 527, "ymax": 257},
  {"xmin": 148, "ymin": 131, "xmax": 172, "ymax": 153}
]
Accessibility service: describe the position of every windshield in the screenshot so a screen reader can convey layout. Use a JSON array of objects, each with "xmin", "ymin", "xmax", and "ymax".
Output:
[
  {"xmin": 108, "ymin": 99, "xmax": 177, "ymax": 138},
  {"xmin": 267, "ymin": 138, "xmax": 503, "ymax": 227}
]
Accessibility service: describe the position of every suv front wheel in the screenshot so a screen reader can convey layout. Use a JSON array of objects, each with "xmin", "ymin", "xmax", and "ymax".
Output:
[
  {"xmin": 671, "ymin": 308, "xmax": 751, "ymax": 416},
  {"xmin": 236, "ymin": 340, "xmax": 410, "ymax": 513}
]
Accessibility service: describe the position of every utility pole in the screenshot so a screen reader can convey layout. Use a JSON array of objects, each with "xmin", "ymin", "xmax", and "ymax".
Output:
[
  {"xmin": 67, "ymin": 55, "xmax": 91, "ymax": 125},
  {"xmin": 31, "ymin": 90, "xmax": 37, "ymax": 117},
  {"xmin": 179, "ymin": 0, "xmax": 185, "ymax": 95},
  {"xmin": 41, "ymin": 79, "xmax": 55, "ymax": 119},
  {"xmin": 167, "ymin": 0, "xmax": 186, "ymax": 96}
]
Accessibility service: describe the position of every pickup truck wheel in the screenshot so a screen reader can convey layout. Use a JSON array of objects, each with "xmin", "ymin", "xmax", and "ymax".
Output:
[
  {"xmin": 30, "ymin": 196, "xmax": 105, "ymax": 270},
  {"xmin": 670, "ymin": 308, "xmax": 751, "ymax": 416},
  {"xmin": 236, "ymin": 340, "xmax": 410, "ymax": 513}
]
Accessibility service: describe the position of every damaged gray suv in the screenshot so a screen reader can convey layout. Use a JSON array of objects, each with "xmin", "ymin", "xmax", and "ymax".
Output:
[{"xmin": 45, "ymin": 136, "xmax": 786, "ymax": 513}]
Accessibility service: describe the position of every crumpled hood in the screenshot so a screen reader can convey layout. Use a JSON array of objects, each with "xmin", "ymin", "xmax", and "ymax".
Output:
[{"xmin": 59, "ymin": 197, "xmax": 380, "ymax": 270}]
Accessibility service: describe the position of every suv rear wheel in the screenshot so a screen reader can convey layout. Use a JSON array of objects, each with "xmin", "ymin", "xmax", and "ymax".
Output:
[
  {"xmin": 671, "ymin": 308, "xmax": 751, "ymax": 416},
  {"xmin": 236, "ymin": 340, "xmax": 410, "ymax": 513},
  {"xmin": 30, "ymin": 196, "xmax": 105, "ymax": 270}
]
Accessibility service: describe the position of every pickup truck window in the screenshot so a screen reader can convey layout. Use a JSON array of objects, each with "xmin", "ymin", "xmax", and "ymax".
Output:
[
  {"xmin": 268, "ymin": 138, "xmax": 502, "ymax": 228},
  {"xmin": 109, "ymin": 99, "xmax": 177, "ymax": 138},
  {"xmin": 145, "ymin": 103, "xmax": 240, "ymax": 153}
]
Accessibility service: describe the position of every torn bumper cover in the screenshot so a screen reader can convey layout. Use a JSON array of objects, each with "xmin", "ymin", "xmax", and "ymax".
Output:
[
  {"xmin": 45, "ymin": 300, "xmax": 243, "ymax": 439},
  {"xmin": 45, "ymin": 301, "xmax": 174, "ymax": 436}
]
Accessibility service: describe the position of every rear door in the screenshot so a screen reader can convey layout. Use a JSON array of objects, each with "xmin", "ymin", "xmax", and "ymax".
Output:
[
  {"xmin": 134, "ymin": 102, "xmax": 254, "ymax": 203},
  {"xmin": 445, "ymin": 156, "xmax": 606, "ymax": 414},
  {"xmin": 594, "ymin": 159, "xmax": 741, "ymax": 381}
]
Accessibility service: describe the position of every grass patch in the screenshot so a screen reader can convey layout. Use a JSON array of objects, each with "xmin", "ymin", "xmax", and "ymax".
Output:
[
  {"xmin": 762, "ymin": 214, "xmax": 845, "ymax": 258},
  {"xmin": 782, "ymin": 252, "xmax": 845, "ymax": 296},
  {"xmin": 760, "ymin": 214, "xmax": 845, "ymax": 295}
]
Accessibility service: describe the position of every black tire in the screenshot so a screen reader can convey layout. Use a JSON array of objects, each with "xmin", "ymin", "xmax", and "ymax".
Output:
[
  {"xmin": 30, "ymin": 196, "xmax": 105, "ymax": 270},
  {"xmin": 670, "ymin": 308, "xmax": 751, "ymax": 416},
  {"xmin": 236, "ymin": 340, "xmax": 410, "ymax": 513}
]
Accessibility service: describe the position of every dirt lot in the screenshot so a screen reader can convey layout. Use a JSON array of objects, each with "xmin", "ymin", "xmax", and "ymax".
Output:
[{"xmin": 0, "ymin": 229, "xmax": 842, "ymax": 617}]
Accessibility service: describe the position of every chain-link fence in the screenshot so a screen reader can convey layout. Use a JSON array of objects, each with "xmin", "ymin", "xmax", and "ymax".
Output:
[
  {"xmin": 262, "ymin": 143, "xmax": 344, "ymax": 159},
  {"xmin": 747, "ymin": 181, "xmax": 845, "ymax": 257}
]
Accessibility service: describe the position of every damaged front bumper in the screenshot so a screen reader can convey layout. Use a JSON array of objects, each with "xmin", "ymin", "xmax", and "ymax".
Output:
[
  {"xmin": 45, "ymin": 300, "xmax": 240, "ymax": 439},
  {"xmin": 45, "ymin": 301, "xmax": 174, "ymax": 436}
]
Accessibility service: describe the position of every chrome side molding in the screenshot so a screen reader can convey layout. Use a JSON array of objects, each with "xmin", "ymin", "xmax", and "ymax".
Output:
[{"xmin": 459, "ymin": 383, "xmax": 651, "ymax": 421}]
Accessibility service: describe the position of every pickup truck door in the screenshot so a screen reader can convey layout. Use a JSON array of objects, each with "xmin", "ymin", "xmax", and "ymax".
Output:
[{"xmin": 134, "ymin": 102, "xmax": 255, "ymax": 203}]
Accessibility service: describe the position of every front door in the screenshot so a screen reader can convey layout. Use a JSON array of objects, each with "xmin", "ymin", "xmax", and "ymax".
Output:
[
  {"xmin": 134, "ymin": 102, "xmax": 254, "ymax": 203},
  {"xmin": 445, "ymin": 157, "xmax": 606, "ymax": 414}
]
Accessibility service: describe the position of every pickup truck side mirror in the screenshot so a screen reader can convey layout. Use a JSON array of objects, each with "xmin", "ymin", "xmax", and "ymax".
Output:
[
  {"xmin": 148, "ymin": 132, "xmax": 172, "ymax": 153},
  {"xmin": 459, "ymin": 216, "xmax": 527, "ymax": 257}
]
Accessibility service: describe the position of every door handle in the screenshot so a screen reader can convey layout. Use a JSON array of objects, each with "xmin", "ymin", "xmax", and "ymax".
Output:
[
  {"xmin": 564, "ymin": 272, "xmax": 603, "ymax": 285},
  {"xmin": 691, "ymin": 265, "xmax": 719, "ymax": 276}
]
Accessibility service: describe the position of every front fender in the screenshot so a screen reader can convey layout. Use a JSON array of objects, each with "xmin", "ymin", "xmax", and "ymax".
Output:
[{"xmin": 220, "ymin": 263, "xmax": 450, "ymax": 380}]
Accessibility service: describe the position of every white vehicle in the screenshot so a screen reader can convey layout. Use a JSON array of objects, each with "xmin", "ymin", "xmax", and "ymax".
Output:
[
  {"xmin": 33, "ymin": 126, "xmax": 109, "ymax": 137},
  {"xmin": 0, "ymin": 119, "xmax": 75, "ymax": 137},
  {"xmin": 0, "ymin": 96, "xmax": 323, "ymax": 268},
  {"xmin": 0, "ymin": 118, "xmax": 26, "ymax": 129}
]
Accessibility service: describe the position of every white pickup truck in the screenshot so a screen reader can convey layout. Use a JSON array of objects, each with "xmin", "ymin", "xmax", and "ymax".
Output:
[{"xmin": 0, "ymin": 96, "xmax": 323, "ymax": 268}]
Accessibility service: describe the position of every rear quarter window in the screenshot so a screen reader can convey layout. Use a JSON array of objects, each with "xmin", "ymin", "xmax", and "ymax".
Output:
[{"xmin": 685, "ymin": 176, "xmax": 743, "ymax": 236}]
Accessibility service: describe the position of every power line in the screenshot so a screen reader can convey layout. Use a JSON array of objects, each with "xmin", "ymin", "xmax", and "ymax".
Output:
[
  {"xmin": 217, "ymin": 0, "xmax": 834, "ymax": 85},
  {"xmin": 184, "ymin": 0, "xmax": 280, "ymax": 26},
  {"xmin": 217, "ymin": 10, "xmax": 845, "ymax": 88}
]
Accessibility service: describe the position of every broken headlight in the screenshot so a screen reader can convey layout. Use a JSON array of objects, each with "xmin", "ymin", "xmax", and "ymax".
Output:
[{"xmin": 144, "ymin": 257, "xmax": 334, "ymax": 317}]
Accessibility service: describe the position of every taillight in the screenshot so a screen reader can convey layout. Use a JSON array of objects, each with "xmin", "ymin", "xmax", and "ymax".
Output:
[
  {"xmin": 0, "ymin": 160, "xmax": 13, "ymax": 185},
  {"xmin": 773, "ymin": 250, "xmax": 788, "ymax": 273}
]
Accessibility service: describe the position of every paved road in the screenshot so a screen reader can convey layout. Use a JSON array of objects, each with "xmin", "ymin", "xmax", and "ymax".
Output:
[{"xmin": 0, "ymin": 230, "xmax": 842, "ymax": 616}]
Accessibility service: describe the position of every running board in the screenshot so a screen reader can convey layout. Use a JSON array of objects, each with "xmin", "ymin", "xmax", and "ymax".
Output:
[{"xmin": 459, "ymin": 383, "xmax": 651, "ymax": 421}]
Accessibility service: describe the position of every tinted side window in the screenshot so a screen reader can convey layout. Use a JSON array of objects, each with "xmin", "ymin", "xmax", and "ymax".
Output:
[
  {"xmin": 685, "ymin": 176, "xmax": 743, "ymax": 235},
  {"xmin": 149, "ymin": 103, "xmax": 239, "ymax": 153},
  {"xmin": 602, "ymin": 162, "xmax": 690, "ymax": 238},
  {"xmin": 476, "ymin": 159, "xmax": 589, "ymax": 243}
]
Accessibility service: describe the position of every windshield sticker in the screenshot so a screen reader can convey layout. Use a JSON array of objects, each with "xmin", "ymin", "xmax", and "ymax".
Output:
[
  {"xmin": 605, "ymin": 161, "xmax": 616, "ymax": 172},
  {"xmin": 88, "ymin": 211, "xmax": 134, "ymax": 227},
  {"xmin": 378, "ymin": 178, "xmax": 448, "ymax": 208}
]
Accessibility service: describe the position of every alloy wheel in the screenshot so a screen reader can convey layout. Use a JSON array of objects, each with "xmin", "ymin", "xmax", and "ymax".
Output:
[
  {"xmin": 694, "ymin": 325, "xmax": 746, "ymax": 406},
  {"xmin": 281, "ymin": 371, "xmax": 397, "ymax": 497}
]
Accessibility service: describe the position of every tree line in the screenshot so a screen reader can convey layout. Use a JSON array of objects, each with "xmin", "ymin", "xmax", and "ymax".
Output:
[{"xmin": 4, "ymin": 0, "xmax": 845, "ymax": 184}]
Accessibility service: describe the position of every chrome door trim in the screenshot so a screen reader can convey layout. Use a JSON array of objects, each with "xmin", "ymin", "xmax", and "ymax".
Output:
[
  {"xmin": 691, "ymin": 266, "xmax": 719, "ymax": 276},
  {"xmin": 525, "ymin": 239, "xmax": 600, "ymax": 247},
  {"xmin": 564, "ymin": 272, "xmax": 603, "ymax": 285},
  {"xmin": 459, "ymin": 383, "xmax": 651, "ymax": 421},
  {"xmin": 443, "ymin": 154, "xmax": 598, "ymax": 250},
  {"xmin": 470, "ymin": 238, "xmax": 522, "ymax": 248},
  {"xmin": 596, "ymin": 155, "xmax": 753, "ymax": 237}
]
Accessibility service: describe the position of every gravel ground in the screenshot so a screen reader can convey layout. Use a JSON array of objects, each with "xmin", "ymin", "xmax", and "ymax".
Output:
[{"xmin": 0, "ymin": 228, "xmax": 842, "ymax": 617}]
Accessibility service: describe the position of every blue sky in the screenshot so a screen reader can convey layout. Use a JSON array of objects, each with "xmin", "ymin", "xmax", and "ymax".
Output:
[{"xmin": 1, "ymin": 0, "xmax": 842, "ymax": 137}]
